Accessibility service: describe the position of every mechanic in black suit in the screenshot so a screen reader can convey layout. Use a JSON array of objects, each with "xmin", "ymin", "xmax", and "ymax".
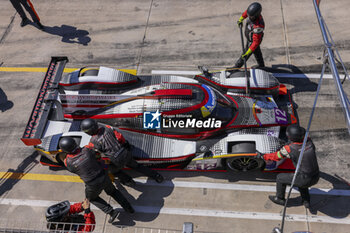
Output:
[
  {"xmin": 81, "ymin": 119, "xmax": 164, "ymax": 187},
  {"xmin": 9, "ymin": 0, "xmax": 44, "ymax": 29},
  {"xmin": 259, "ymin": 125, "xmax": 319, "ymax": 208},
  {"xmin": 59, "ymin": 137, "xmax": 135, "ymax": 223}
]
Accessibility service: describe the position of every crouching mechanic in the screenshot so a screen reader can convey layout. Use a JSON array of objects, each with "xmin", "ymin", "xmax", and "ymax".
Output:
[
  {"xmin": 46, "ymin": 199, "xmax": 95, "ymax": 232},
  {"xmin": 81, "ymin": 119, "xmax": 164, "ymax": 186},
  {"xmin": 259, "ymin": 125, "xmax": 319, "ymax": 208},
  {"xmin": 59, "ymin": 137, "xmax": 135, "ymax": 223},
  {"xmin": 233, "ymin": 2, "xmax": 265, "ymax": 69}
]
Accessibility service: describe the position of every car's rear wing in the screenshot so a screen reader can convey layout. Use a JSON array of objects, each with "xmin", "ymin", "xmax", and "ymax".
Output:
[{"xmin": 21, "ymin": 57, "xmax": 68, "ymax": 146}]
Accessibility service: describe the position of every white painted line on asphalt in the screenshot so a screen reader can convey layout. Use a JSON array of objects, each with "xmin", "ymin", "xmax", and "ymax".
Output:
[
  {"xmin": 1, "ymin": 198, "xmax": 349, "ymax": 225},
  {"xmin": 134, "ymin": 179, "xmax": 350, "ymax": 197},
  {"xmin": 273, "ymin": 73, "xmax": 333, "ymax": 79},
  {"xmin": 151, "ymin": 70, "xmax": 200, "ymax": 75},
  {"xmin": 151, "ymin": 70, "xmax": 334, "ymax": 79}
]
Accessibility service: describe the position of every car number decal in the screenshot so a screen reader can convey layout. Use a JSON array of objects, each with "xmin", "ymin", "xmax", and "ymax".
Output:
[{"xmin": 274, "ymin": 108, "xmax": 288, "ymax": 125}]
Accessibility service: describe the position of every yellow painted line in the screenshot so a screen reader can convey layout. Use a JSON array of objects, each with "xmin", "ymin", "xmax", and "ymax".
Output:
[
  {"xmin": 0, "ymin": 67, "xmax": 137, "ymax": 75},
  {"xmin": 0, "ymin": 67, "xmax": 49, "ymax": 72},
  {"xmin": 0, "ymin": 171, "xmax": 83, "ymax": 183},
  {"xmin": 0, "ymin": 171, "xmax": 115, "ymax": 183},
  {"xmin": 64, "ymin": 68, "xmax": 79, "ymax": 73}
]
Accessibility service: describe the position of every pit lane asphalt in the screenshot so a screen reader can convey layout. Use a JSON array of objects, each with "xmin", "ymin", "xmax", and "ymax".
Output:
[{"xmin": 0, "ymin": 0, "xmax": 350, "ymax": 232}]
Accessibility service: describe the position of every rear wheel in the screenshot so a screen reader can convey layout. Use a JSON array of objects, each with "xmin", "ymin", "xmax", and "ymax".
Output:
[{"xmin": 226, "ymin": 156, "xmax": 264, "ymax": 172}]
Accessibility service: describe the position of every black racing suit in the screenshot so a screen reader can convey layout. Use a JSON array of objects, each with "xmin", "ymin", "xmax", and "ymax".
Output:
[
  {"xmin": 64, "ymin": 147, "xmax": 133, "ymax": 214},
  {"xmin": 264, "ymin": 139, "xmax": 320, "ymax": 202},
  {"xmin": 88, "ymin": 125, "xmax": 159, "ymax": 184},
  {"xmin": 234, "ymin": 10, "xmax": 265, "ymax": 68},
  {"xmin": 9, "ymin": 0, "xmax": 41, "ymax": 23}
]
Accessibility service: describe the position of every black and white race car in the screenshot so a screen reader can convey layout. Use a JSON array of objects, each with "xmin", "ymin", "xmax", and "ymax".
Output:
[{"xmin": 21, "ymin": 57, "xmax": 297, "ymax": 172}]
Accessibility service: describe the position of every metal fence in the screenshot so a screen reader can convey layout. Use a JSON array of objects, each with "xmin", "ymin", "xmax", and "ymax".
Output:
[{"xmin": 0, "ymin": 219, "xmax": 192, "ymax": 233}]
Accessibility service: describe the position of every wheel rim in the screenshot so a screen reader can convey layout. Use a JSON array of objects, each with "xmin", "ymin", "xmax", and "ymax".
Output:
[{"xmin": 227, "ymin": 157, "xmax": 259, "ymax": 171}]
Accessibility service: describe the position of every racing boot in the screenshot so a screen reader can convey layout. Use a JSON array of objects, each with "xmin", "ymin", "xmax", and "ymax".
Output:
[
  {"xmin": 124, "ymin": 205, "xmax": 135, "ymax": 214},
  {"xmin": 36, "ymin": 21, "xmax": 44, "ymax": 30},
  {"xmin": 303, "ymin": 200, "xmax": 310, "ymax": 208},
  {"xmin": 108, "ymin": 208, "xmax": 120, "ymax": 223},
  {"xmin": 20, "ymin": 17, "xmax": 30, "ymax": 27},
  {"xmin": 119, "ymin": 178, "xmax": 136, "ymax": 187},
  {"xmin": 269, "ymin": 195, "xmax": 286, "ymax": 206},
  {"xmin": 153, "ymin": 173, "xmax": 164, "ymax": 183}
]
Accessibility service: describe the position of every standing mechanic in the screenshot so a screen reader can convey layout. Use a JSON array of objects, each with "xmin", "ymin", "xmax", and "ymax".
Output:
[
  {"xmin": 233, "ymin": 2, "xmax": 265, "ymax": 68},
  {"xmin": 59, "ymin": 137, "xmax": 135, "ymax": 224},
  {"xmin": 260, "ymin": 125, "xmax": 319, "ymax": 208},
  {"xmin": 9, "ymin": 0, "xmax": 44, "ymax": 29},
  {"xmin": 46, "ymin": 199, "xmax": 95, "ymax": 232},
  {"xmin": 81, "ymin": 119, "xmax": 164, "ymax": 186}
]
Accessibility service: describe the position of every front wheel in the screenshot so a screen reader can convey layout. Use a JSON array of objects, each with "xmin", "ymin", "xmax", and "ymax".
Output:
[{"xmin": 225, "ymin": 156, "xmax": 264, "ymax": 172}]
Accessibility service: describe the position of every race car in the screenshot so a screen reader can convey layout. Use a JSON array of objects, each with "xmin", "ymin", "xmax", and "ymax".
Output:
[{"xmin": 21, "ymin": 57, "xmax": 297, "ymax": 172}]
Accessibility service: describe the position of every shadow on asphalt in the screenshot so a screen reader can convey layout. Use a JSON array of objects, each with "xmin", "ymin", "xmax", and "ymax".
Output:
[
  {"xmin": 112, "ymin": 178, "xmax": 174, "ymax": 227},
  {"xmin": 263, "ymin": 64, "xmax": 319, "ymax": 94},
  {"xmin": 157, "ymin": 169, "xmax": 278, "ymax": 183},
  {"xmin": 111, "ymin": 168, "xmax": 279, "ymax": 227},
  {"xmin": 0, "ymin": 151, "xmax": 39, "ymax": 198},
  {"xmin": 307, "ymin": 172, "xmax": 350, "ymax": 218},
  {"xmin": 30, "ymin": 23, "xmax": 91, "ymax": 46},
  {"xmin": 0, "ymin": 88, "xmax": 14, "ymax": 112}
]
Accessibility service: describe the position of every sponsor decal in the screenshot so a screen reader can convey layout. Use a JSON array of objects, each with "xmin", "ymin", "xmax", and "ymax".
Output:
[
  {"xmin": 186, "ymin": 159, "xmax": 218, "ymax": 170},
  {"xmin": 267, "ymin": 129, "xmax": 278, "ymax": 137},
  {"xmin": 255, "ymin": 100, "xmax": 275, "ymax": 109},
  {"xmin": 60, "ymin": 94, "xmax": 133, "ymax": 106},
  {"xmin": 23, "ymin": 62, "xmax": 57, "ymax": 138},
  {"xmin": 162, "ymin": 118, "xmax": 221, "ymax": 129},
  {"xmin": 143, "ymin": 110, "xmax": 161, "ymax": 129},
  {"xmin": 143, "ymin": 111, "xmax": 222, "ymax": 130}
]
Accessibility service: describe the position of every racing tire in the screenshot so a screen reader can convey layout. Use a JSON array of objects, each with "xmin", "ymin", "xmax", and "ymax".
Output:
[{"xmin": 225, "ymin": 156, "xmax": 264, "ymax": 172}]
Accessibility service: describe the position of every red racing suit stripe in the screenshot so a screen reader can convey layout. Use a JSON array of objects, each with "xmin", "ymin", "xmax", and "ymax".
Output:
[
  {"xmin": 26, "ymin": 0, "xmax": 40, "ymax": 21},
  {"xmin": 105, "ymin": 125, "xmax": 125, "ymax": 144},
  {"xmin": 263, "ymin": 145, "xmax": 291, "ymax": 161}
]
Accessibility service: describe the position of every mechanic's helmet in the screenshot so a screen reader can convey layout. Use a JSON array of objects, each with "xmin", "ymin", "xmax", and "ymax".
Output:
[
  {"xmin": 59, "ymin": 137, "xmax": 78, "ymax": 153},
  {"xmin": 286, "ymin": 125, "xmax": 306, "ymax": 143},
  {"xmin": 81, "ymin": 118, "xmax": 99, "ymax": 135},
  {"xmin": 247, "ymin": 2, "xmax": 262, "ymax": 21},
  {"xmin": 46, "ymin": 200, "xmax": 70, "ymax": 222}
]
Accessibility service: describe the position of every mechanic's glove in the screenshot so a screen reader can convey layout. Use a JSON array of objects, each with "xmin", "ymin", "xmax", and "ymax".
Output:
[
  {"xmin": 242, "ymin": 48, "xmax": 252, "ymax": 59},
  {"xmin": 237, "ymin": 16, "xmax": 244, "ymax": 27},
  {"xmin": 82, "ymin": 199, "xmax": 91, "ymax": 213},
  {"xmin": 256, "ymin": 151, "xmax": 264, "ymax": 160}
]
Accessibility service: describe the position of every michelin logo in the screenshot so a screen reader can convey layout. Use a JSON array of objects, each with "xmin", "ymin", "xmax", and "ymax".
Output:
[{"xmin": 143, "ymin": 110, "xmax": 161, "ymax": 129}]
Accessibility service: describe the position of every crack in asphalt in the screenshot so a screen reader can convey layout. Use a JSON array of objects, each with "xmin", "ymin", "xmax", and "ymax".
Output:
[
  {"xmin": 136, "ymin": 0, "xmax": 154, "ymax": 72},
  {"xmin": 280, "ymin": 0, "xmax": 291, "ymax": 65},
  {"xmin": 0, "ymin": 13, "xmax": 16, "ymax": 45}
]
